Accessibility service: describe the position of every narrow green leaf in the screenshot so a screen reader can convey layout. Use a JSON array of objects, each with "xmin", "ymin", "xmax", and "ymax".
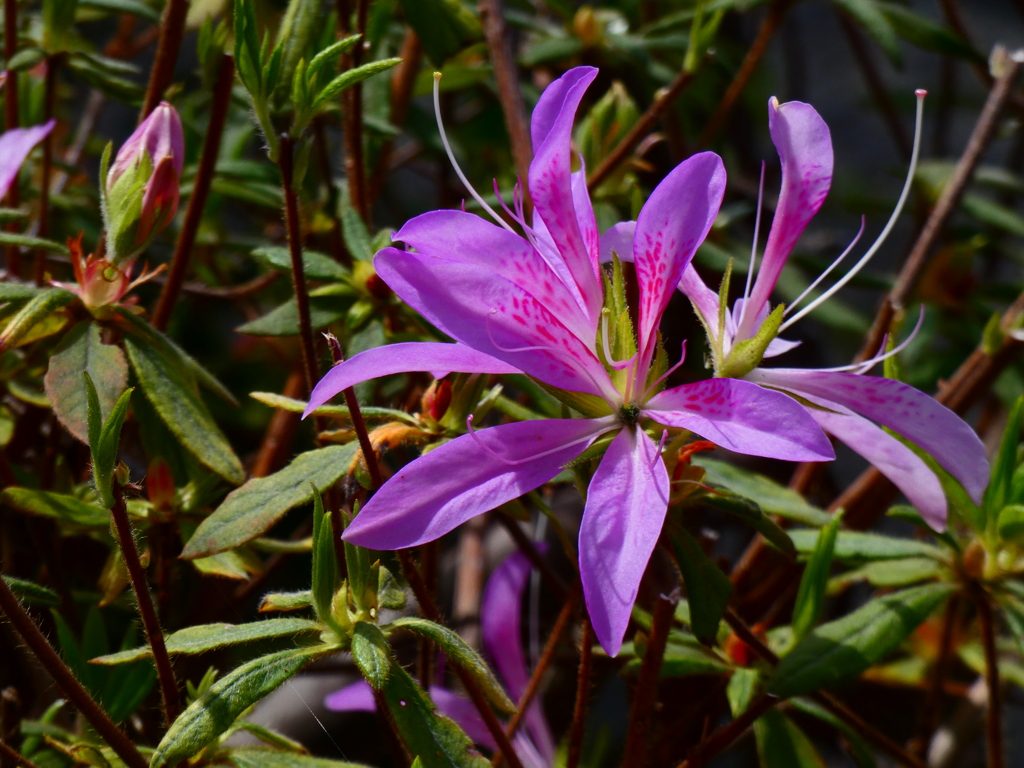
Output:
[
  {"xmin": 83, "ymin": 371, "xmax": 102, "ymax": 456},
  {"xmin": 397, "ymin": 0, "xmax": 483, "ymax": 66},
  {"xmin": 626, "ymin": 639, "xmax": 729, "ymax": 678},
  {"xmin": 693, "ymin": 457, "xmax": 831, "ymax": 526},
  {"xmin": 250, "ymin": 391, "xmax": 417, "ymax": 423},
  {"xmin": 386, "ymin": 617, "xmax": 516, "ymax": 715},
  {"xmin": 0, "ymin": 282, "xmax": 42, "ymax": 301},
  {"xmin": 1, "ymin": 487, "xmax": 108, "ymax": 527},
  {"xmin": 44, "ymin": 322, "xmax": 128, "ymax": 445},
  {"xmin": 0, "ymin": 288, "xmax": 76, "ymax": 350},
  {"xmin": 310, "ymin": 488, "xmax": 339, "ymax": 628},
  {"xmin": 767, "ymin": 583, "xmax": 954, "ymax": 699},
  {"xmin": 703, "ymin": 490, "xmax": 795, "ymax": 557},
  {"xmin": 351, "ymin": 621, "xmax": 392, "ymax": 690},
  {"xmin": 727, "ymin": 667, "xmax": 761, "ymax": 717},
  {"xmin": 826, "ymin": 557, "xmax": 944, "ymax": 594},
  {"xmin": 338, "ymin": 186, "xmax": 373, "ymax": 262},
  {"xmin": 259, "ymin": 590, "xmax": 313, "ymax": 613},
  {"xmin": 276, "ymin": 0, "xmax": 321, "ymax": 92},
  {"xmin": 343, "ymin": 504, "xmax": 372, "ymax": 613},
  {"xmin": 986, "ymin": 396, "xmax": 1024, "ymax": 521},
  {"xmin": 1000, "ymin": 596, "xmax": 1024, "ymax": 658},
  {"xmin": 236, "ymin": 295, "xmax": 353, "ymax": 336},
  {"xmin": 753, "ymin": 709, "xmax": 826, "ymax": 768},
  {"xmin": 228, "ymin": 748, "xmax": 371, "ymax": 768},
  {"xmin": 878, "ymin": 2, "xmax": 984, "ymax": 63},
  {"xmin": 788, "ymin": 698, "xmax": 876, "ymax": 768},
  {"xmin": 312, "ymin": 58, "xmax": 402, "ymax": 110},
  {"xmin": 250, "ymin": 246, "xmax": 348, "ymax": 281},
  {"xmin": 668, "ymin": 527, "xmax": 732, "ymax": 644},
  {"xmin": 792, "ymin": 511, "xmax": 843, "ymax": 642},
  {"xmin": 181, "ymin": 444, "xmax": 356, "ymax": 558},
  {"xmin": 998, "ymin": 504, "xmax": 1024, "ymax": 542},
  {"xmin": 92, "ymin": 386, "xmax": 132, "ymax": 507},
  {"xmin": 3, "ymin": 575, "xmax": 60, "ymax": 606},
  {"xmin": 0, "ymin": 232, "xmax": 70, "ymax": 255},
  {"xmin": 91, "ymin": 618, "xmax": 323, "ymax": 665},
  {"xmin": 151, "ymin": 646, "xmax": 330, "ymax": 767},
  {"xmin": 831, "ymin": 0, "xmax": 901, "ymax": 66},
  {"xmin": 788, "ymin": 530, "xmax": 945, "ymax": 561},
  {"xmin": 307, "ymin": 33, "xmax": 361, "ymax": 83},
  {"xmin": 78, "ymin": 0, "xmax": 159, "ymax": 21}
]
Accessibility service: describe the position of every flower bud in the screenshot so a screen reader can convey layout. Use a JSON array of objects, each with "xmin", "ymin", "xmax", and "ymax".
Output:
[
  {"xmin": 104, "ymin": 102, "xmax": 184, "ymax": 262},
  {"xmin": 421, "ymin": 379, "xmax": 452, "ymax": 422}
]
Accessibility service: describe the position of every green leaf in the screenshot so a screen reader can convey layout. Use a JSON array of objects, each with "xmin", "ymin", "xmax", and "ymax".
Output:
[
  {"xmin": 351, "ymin": 621, "xmax": 392, "ymax": 690},
  {"xmin": 999, "ymin": 596, "xmax": 1024, "ymax": 658},
  {"xmin": 307, "ymin": 34, "xmax": 362, "ymax": 84},
  {"xmin": 792, "ymin": 511, "xmax": 843, "ymax": 643},
  {"xmin": 831, "ymin": 0, "xmax": 901, "ymax": 66},
  {"xmin": 343, "ymin": 505, "xmax": 372, "ymax": 613},
  {"xmin": 313, "ymin": 58, "xmax": 402, "ymax": 110},
  {"xmin": 44, "ymin": 322, "xmax": 128, "ymax": 445},
  {"xmin": 250, "ymin": 391, "xmax": 417, "ymax": 423},
  {"xmin": 788, "ymin": 530, "xmax": 945, "ymax": 561},
  {"xmin": 42, "ymin": 0, "xmax": 79, "ymax": 52},
  {"xmin": 3, "ymin": 575, "xmax": 60, "ymax": 606},
  {"xmin": 693, "ymin": 457, "xmax": 831, "ymax": 526},
  {"xmin": 767, "ymin": 583, "xmax": 954, "ymax": 699},
  {"xmin": 78, "ymin": 0, "xmax": 159, "ymax": 21},
  {"xmin": 276, "ymin": 0, "xmax": 321, "ymax": 93},
  {"xmin": 703, "ymin": 490, "xmax": 795, "ymax": 557},
  {"xmin": 151, "ymin": 646, "xmax": 330, "ymax": 767},
  {"xmin": 91, "ymin": 618, "xmax": 323, "ymax": 665},
  {"xmin": 986, "ymin": 396, "xmax": 1024, "ymax": 521},
  {"xmin": 753, "ymin": 709, "xmax": 826, "ymax": 768},
  {"xmin": 123, "ymin": 330, "xmax": 245, "ymax": 485},
  {"xmin": 0, "ymin": 282, "xmax": 43, "ymax": 301},
  {"xmin": 962, "ymin": 193, "xmax": 1024, "ymax": 238},
  {"xmin": 181, "ymin": 444, "xmax": 356, "ymax": 558},
  {"xmin": 229, "ymin": 749, "xmax": 372, "ymax": 768},
  {"xmin": 236, "ymin": 295, "xmax": 353, "ymax": 336},
  {"xmin": 386, "ymin": 617, "xmax": 516, "ymax": 715},
  {"xmin": 259, "ymin": 590, "xmax": 313, "ymax": 613},
  {"xmin": 788, "ymin": 698, "xmax": 876, "ymax": 768},
  {"xmin": 310, "ymin": 488, "xmax": 340, "ymax": 630},
  {"xmin": 338, "ymin": 186, "xmax": 373, "ymax": 262},
  {"xmin": 998, "ymin": 504, "xmax": 1024, "ymax": 542},
  {"xmin": 727, "ymin": 667, "xmax": 761, "ymax": 717},
  {"xmin": 0, "ymin": 232, "xmax": 70, "ymax": 255},
  {"xmin": 626, "ymin": 639, "xmax": 729, "ymax": 678},
  {"xmin": 0, "ymin": 288, "xmax": 75, "ymax": 350},
  {"xmin": 668, "ymin": 527, "xmax": 732, "ymax": 644},
  {"xmin": 1, "ymin": 487, "xmax": 108, "ymax": 526},
  {"xmin": 396, "ymin": 0, "xmax": 482, "ymax": 66},
  {"xmin": 250, "ymin": 246, "xmax": 348, "ymax": 281},
  {"xmin": 86, "ymin": 378, "xmax": 132, "ymax": 508},
  {"xmin": 878, "ymin": 3, "xmax": 984, "ymax": 63},
  {"xmin": 826, "ymin": 557, "xmax": 944, "ymax": 594}
]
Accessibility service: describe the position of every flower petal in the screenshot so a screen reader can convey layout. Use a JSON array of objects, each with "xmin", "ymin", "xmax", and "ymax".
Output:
[
  {"xmin": 634, "ymin": 152, "xmax": 725, "ymax": 366},
  {"xmin": 342, "ymin": 418, "xmax": 611, "ymax": 550},
  {"xmin": 481, "ymin": 550, "xmax": 556, "ymax": 764},
  {"xmin": 739, "ymin": 99, "xmax": 832, "ymax": 338},
  {"xmin": 395, "ymin": 209, "xmax": 592, "ymax": 341},
  {"xmin": 304, "ymin": 342, "xmax": 518, "ymax": 417},
  {"xmin": 679, "ymin": 264, "xmax": 722, "ymax": 339},
  {"xmin": 643, "ymin": 378, "xmax": 834, "ymax": 461},
  {"xmin": 599, "ymin": 220, "xmax": 635, "ymax": 264},
  {"xmin": 580, "ymin": 428, "xmax": 669, "ymax": 657},
  {"xmin": 428, "ymin": 686, "xmax": 496, "ymax": 749},
  {"xmin": 375, "ymin": 248, "xmax": 615, "ymax": 399},
  {"xmin": 323, "ymin": 680, "xmax": 377, "ymax": 712},
  {"xmin": 0, "ymin": 120, "xmax": 55, "ymax": 201},
  {"xmin": 529, "ymin": 66, "xmax": 603, "ymax": 325},
  {"xmin": 798, "ymin": 396, "xmax": 948, "ymax": 530},
  {"xmin": 749, "ymin": 369, "xmax": 987, "ymax": 503}
]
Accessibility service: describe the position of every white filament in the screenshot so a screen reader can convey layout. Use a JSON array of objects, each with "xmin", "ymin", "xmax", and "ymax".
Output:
[
  {"xmin": 784, "ymin": 216, "xmax": 866, "ymax": 317},
  {"xmin": 812, "ymin": 305, "xmax": 925, "ymax": 373},
  {"xmin": 737, "ymin": 161, "xmax": 768, "ymax": 333}
]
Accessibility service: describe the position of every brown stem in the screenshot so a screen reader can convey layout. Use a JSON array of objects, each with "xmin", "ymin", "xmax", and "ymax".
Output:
[
  {"xmin": 251, "ymin": 368, "xmax": 304, "ymax": 478},
  {"xmin": 623, "ymin": 591, "xmax": 678, "ymax": 768},
  {"xmin": 0, "ymin": 576, "xmax": 148, "ymax": 768},
  {"xmin": 453, "ymin": 515, "xmax": 487, "ymax": 649},
  {"xmin": 139, "ymin": 0, "xmax": 188, "ymax": 119},
  {"xmin": 34, "ymin": 56, "xmax": 58, "ymax": 286},
  {"xmin": 677, "ymin": 694, "xmax": 778, "ymax": 768},
  {"xmin": 911, "ymin": 592, "xmax": 960, "ymax": 757},
  {"xmin": 109, "ymin": 485, "xmax": 180, "ymax": 725},
  {"xmin": 312, "ymin": 117, "xmax": 349, "ymax": 267},
  {"xmin": 479, "ymin": 0, "xmax": 532, "ymax": 203},
  {"xmin": 493, "ymin": 582, "xmax": 581, "ymax": 767},
  {"xmin": 277, "ymin": 134, "xmax": 320, "ymax": 398},
  {"xmin": 396, "ymin": 549, "xmax": 526, "ymax": 768},
  {"xmin": 337, "ymin": 0, "xmax": 371, "ymax": 223},
  {"xmin": 697, "ymin": 0, "xmax": 788, "ymax": 148},
  {"xmin": 587, "ymin": 59, "xmax": 707, "ymax": 191},
  {"xmin": 566, "ymin": 619, "xmax": 594, "ymax": 768},
  {"xmin": 3, "ymin": 0, "xmax": 20, "ymax": 278},
  {"xmin": 152, "ymin": 53, "xmax": 234, "ymax": 330},
  {"xmin": 974, "ymin": 586, "xmax": 1003, "ymax": 768},
  {"xmin": 0, "ymin": 740, "xmax": 41, "ymax": 768}
]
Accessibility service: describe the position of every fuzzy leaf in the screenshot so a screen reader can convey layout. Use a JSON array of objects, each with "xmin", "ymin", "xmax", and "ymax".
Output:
[
  {"xmin": 250, "ymin": 246, "xmax": 348, "ymax": 281},
  {"xmin": 312, "ymin": 58, "xmax": 402, "ymax": 110},
  {"xmin": 791, "ymin": 511, "xmax": 843, "ymax": 642},
  {"xmin": 310, "ymin": 488, "xmax": 340, "ymax": 630},
  {"xmin": 229, "ymin": 749, "xmax": 372, "ymax": 768},
  {"xmin": 259, "ymin": 590, "xmax": 313, "ymax": 613},
  {"xmin": 0, "ymin": 288, "xmax": 75, "ymax": 350},
  {"xmin": 703, "ymin": 490, "xmax": 795, "ymax": 557},
  {"xmin": 669, "ymin": 527, "xmax": 732, "ymax": 644},
  {"xmin": 351, "ymin": 621, "xmax": 392, "ymax": 690},
  {"xmin": 0, "ymin": 232, "xmax": 69, "ymax": 255},
  {"xmin": 1, "ymin": 487, "xmax": 108, "ymax": 526},
  {"xmin": 788, "ymin": 530, "xmax": 944, "ymax": 561},
  {"xmin": 693, "ymin": 457, "xmax": 831, "ymax": 526},
  {"xmin": 236, "ymin": 295, "xmax": 353, "ymax": 336},
  {"xmin": 3, "ymin": 575, "xmax": 60, "ymax": 606}
]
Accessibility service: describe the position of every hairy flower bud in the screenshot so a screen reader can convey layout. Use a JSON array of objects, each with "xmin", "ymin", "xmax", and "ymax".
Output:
[{"xmin": 104, "ymin": 102, "xmax": 184, "ymax": 263}]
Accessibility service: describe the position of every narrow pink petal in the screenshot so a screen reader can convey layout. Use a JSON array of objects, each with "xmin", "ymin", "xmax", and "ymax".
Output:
[
  {"xmin": 323, "ymin": 680, "xmax": 377, "ymax": 712},
  {"xmin": 799, "ymin": 396, "xmax": 948, "ymax": 530},
  {"xmin": 571, "ymin": 167, "xmax": 600, "ymax": 267},
  {"xmin": 580, "ymin": 428, "xmax": 669, "ymax": 657},
  {"xmin": 634, "ymin": 152, "xmax": 726, "ymax": 368},
  {"xmin": 375, "ymin": 248, "xmax": 615, "ymax": 399},
  {"xmin": 304, "ymin": 342, "xmax": 518, "ymax": 417},
  {"xmin": 481, "ymin": 550, "xmax": 556, "ymax": 763},
  {"xmin": 762, "ymin": 336, "xmax": 802, "ymax": 357},
  {"xmin": 678, "ymin": 264, "xmax": 722, "ymax": 336},
  {"xmin": 395, "ymin": 210, "xmax": 592, "ymax": 341},
  {"xmin": 749, "ymin": 369, "xmax": 987, "ymax": 503},
  {"xmin": 643, "ymin": 378, "xmax": 834, "ymax": 462},
  {"xmin": 0, "ymin": 120, "xmax": 55, "ymax": 201},
  {"xmin": 599, "ymin": 220, "xmax": 635, "ymax": 265},
  {"xmin": 528, "ymin": 67, "xmax": 603, "ymax": 326},
  {"xmin": 342, "ymin": 419, "xmax": 610, "ymax": 550},
  {"xmin": 739, "ymin": 99, "xmax": 832, "ymax": 338}
]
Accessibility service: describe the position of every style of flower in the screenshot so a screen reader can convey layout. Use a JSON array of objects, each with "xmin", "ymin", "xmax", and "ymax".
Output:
[
  {"xmin": 324, "ymin": 550, "xmax": 555, "ymax": 767},
  {"xmin": 305, "ymin": 67, "xmax": 833, "ymax": 655},
  {"xmin": 614, "ymin": 93, "xmax": 986, "ymax": 530}
]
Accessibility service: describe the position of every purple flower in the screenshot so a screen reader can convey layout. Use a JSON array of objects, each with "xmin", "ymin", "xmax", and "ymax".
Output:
[
  {"xmin": 657, "ymin": 94, "xmax": 987, "ymax": 530},
  {"xmin": 325, "ymin": 550, "xmax": 554, "ymax": 768},
  {"xmin": 305, "ymin": 67, "xmax": 833, "ymax": 655},
  {"xmin": 0, "ymin": 120, "xmax": 55, "ymax": 203}
]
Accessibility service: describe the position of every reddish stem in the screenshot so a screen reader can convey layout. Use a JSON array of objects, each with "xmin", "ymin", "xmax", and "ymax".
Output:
[
  {"xmin": 566, "ymin": 620, "xmax": 594, "ymax": 768},
  {"xmin": 139, "ymin": 0, "xmax": 188, "ymax": 119}
]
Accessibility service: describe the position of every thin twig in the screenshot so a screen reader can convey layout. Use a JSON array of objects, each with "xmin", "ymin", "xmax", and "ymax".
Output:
[
  {"xmin": 109, "ymin": 485, "xmax": 180, "ymax": 725},
  {"xmin": 623, "ymin": 591, "xmax": 678, "ymax": 768},
  {"xmin": 453, "ymin": 516, "xmax": 487, "ymax": 649},
  {"xmin": 139, "ymin": 0, "xmax": 188, "ymax": 119},
  {"xmin": 911, "ymin": 592, "xmax": 960, "ymax": 757},
  {"xmin": 396, "ymin": 549, "xmax": 527, "ymax": 768},
  {"xmin": 337, "ymin": 0, "xmax": 371, "ymax": 223},
  {"xmin": 0, "ymin": 576, "xmax": 148, "ymax": 768},
  {"xmin": 697, "ymin": 0, "xmax": 788, "ymax": 148},
  {"xmin": 676, "ymin": 693, "xmax": 778, "ymax": 768},
  {"xmin": 974, "ymin": 585, "xmax": 1003, "ymax": 768},
  {"xmin": 152, "ymin": 53, "xmax": 235, "ymax": 330},
  {"xmin": 566, "ymin": 619, "xmax": 594, "ymax": 768},
  {"xmin": 278, "ymin": 134, "xmax": 320, "ymax": 398},
  {"xmin": 0, "ymin": 740, "xmax": 41, "ymax": 768},
  {"xmin": 479, "ymin": 0, "xmax": 532, "ymax": 202},
  {"xmin": 587, "ymin": 60, "xmax": 707, "ymax": 191}
]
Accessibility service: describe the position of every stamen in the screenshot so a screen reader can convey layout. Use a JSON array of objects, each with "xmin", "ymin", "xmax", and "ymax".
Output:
[
  {"xmin": 650, "ymin": 429, "xmax": 669, "ymax": 468},
  {"xmin": 813, "ymin": 305, "xmax": 926, "ymax": 373},
  {"xmin": 465, "ymin": 414, "xmax": 616, "ymax": 467},
  {"xmin": 784, "ymin": 216, "xmax": 866, "ymax": 316},
  {"xmin": 433, "ymin": 73, "xmax": 517, "ymax": 235},
  {"xmin": 737, "ymin": 161, "xmax": 767, "ymax": 333},
  {"xmin": 780, "ymin": 89, "xmax": 927, "ymax": 332},
  {"xmin": 640, "ymin": 341, "xmax": 688, "ymax": 402}
]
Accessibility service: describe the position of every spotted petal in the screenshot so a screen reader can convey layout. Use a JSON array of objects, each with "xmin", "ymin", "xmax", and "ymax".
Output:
[
  {"xmin": 580, "ymin": 427, "xmax": 670, "ymax": 657},
  {"xmin": 342, "ymin": 418, "xmax": 612, "ymax": 550},
  {"xmin": 643, "ymin": 378, "xmax": 834, "ymax": 461},
  {"xmin": 739, "ymin": 99, "xmax": 832, "ymax": 338},
  {"xmin": 749, "ymin": 369, "xmax": 987, "ymax": 503},
  {"xmin": 375, "ymin": 248, "xmax": 616, "ymax": 399}
]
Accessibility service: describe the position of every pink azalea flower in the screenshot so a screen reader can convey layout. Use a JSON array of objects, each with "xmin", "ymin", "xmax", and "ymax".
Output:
[
  {"xmin": 305, "ymin": 67, "xmax": 833, "ymax": 655},
  {"xmin": 641, "ymin": 93, "xmax": 988, "ymax": 531}
]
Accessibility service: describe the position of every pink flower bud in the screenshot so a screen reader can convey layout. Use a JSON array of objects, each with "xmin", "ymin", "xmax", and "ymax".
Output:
[{"xmin": 108, "ymin": 101, "xmax": 184, "ymax": 190}]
